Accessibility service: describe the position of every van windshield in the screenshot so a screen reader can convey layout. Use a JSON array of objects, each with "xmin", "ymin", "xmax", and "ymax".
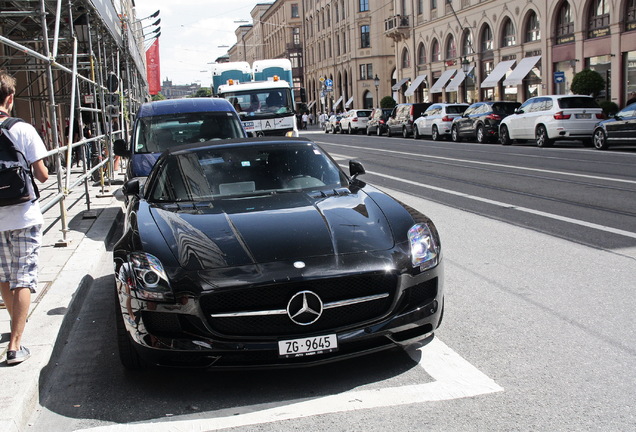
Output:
[
  {"xmin": 134, "ymin": 112, "xmax": 244, "ymax": 154},
  {"xmin": 221, "ymin": 88, "xmax": 295, "ymax": 119}
]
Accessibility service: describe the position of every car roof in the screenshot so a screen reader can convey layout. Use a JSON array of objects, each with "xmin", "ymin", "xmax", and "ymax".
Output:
[
  {"xmin": 164, "ymin": 136, "xmax": 315, "ymax": 156},
  {"xmin": 137, "ymin": 98, "xmax": 235, "ymax": 118}
]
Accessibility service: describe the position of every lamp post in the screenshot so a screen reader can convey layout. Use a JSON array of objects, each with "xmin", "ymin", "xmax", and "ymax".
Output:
[
  {"xmin": 461, "ymin": 57, "xmax": 471, "ymax": 103},
  {"xmin": 374, "ymin": 74, "xmax": 380, "ymax": 107}
]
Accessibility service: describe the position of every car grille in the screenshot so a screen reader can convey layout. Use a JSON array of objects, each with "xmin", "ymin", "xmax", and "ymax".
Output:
[{"xmin": 199, "ymin": 272, "xmax": 398, "ymax": 337}]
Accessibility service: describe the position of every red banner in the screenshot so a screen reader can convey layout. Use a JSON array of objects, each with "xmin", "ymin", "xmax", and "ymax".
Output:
[{"xmin": 146, "ymin": 39, "xmax": 161, "ymax": 95}]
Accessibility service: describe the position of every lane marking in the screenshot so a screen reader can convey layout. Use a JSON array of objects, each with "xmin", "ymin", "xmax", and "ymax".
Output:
[
  {"xmin": 321, "ymin": 142, "xmax": 636, "ymax": 185},
  {"xmin": 75, "ymin": 339, "xmax": 502, "ymax": 432}
]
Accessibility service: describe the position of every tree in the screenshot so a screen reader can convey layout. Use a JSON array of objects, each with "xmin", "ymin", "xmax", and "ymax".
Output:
[
  {"xmin": 192, "ymin": 87, "xmax": 212, "ymax": 98},
  {"xmin": 380, "ymin": 96, "xmax": 397, "ymax": 109},
  {"xmin": 151, "ymin": 92, "xmax": 166, "ymax": 101},
  {"xmin": 570, "ymin": 69, "xmax": 605, "ymax": 98}
]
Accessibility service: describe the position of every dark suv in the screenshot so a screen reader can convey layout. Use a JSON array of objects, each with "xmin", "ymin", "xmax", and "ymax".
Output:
[
  {"xmin": 386, "ymin": 103, "xmax": 432, "ymax": 137},
  {"xmin": 451, "ymin": 101, "xmax": 521, "ymax": 143},
  {"xmin": 366, "ymin": 108, "xmax": 393, "ymax": 136}
]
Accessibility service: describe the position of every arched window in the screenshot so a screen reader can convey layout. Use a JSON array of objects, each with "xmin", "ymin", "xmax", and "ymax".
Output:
[
  {"xmin": 431, "ymin": 39, "xmax": 440, "ymax": 62},
  {"xmin": 363, "ymin": 90, "xmax": 374, "ymax": 109},
  {"xmin": 587, "ymin": 0, "xmax": 610, "ymax": 38},
  {"xmin": 556, "ymin": 1, "xmax": 574, "ymax": 43},
  {"xmin": 445, "ymin": 36, "xmax": 456, "ymax": 60},
  {"xmin": 525, "ymin": 11, "xmax": 541, "ymax": 42},
  {"xmin": 628, "ymin": 0, "xmax": 636, "ymax": 31},
  {"xmin": 481, "ymin": 25, "xmax": 493, "ymax": 52},
  {"xmin": 402, "ymin": 48, "xmax": 411, "ymax": 68},
  {"xmin": 417, "ymin": 43, "xmax": 427, "ymax": 65},
  {"xmin": 502, "ymin": 18, "xmax": 516, "ymax": 47},
  {"xmin": 462, "ymin": 30, "xmax": 473, "ymax": 56}
]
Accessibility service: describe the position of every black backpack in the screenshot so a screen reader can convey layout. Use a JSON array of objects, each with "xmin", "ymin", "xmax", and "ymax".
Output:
[{"xmin": 0, "ymin": 117, "xmax": 39, "ymax": 206}]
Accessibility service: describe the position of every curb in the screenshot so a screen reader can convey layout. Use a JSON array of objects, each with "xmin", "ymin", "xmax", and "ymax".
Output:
[{"xmin": 0, "ymin": 206, "xmax": 123, "ymax": 432}]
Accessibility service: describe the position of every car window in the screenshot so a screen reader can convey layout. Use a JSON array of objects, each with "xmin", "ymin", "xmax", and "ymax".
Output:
[
  {"xmin": 529, "ymin": 98, "xmax": 549, "ymax": 112},
  {"xmin": 463, "ymin": 105, "xmax": 477, "ymax": 116},
  {"xmin": 446, "ymin": 105, "xmax": 468, "ymax": 114},
  {"xmin": 617, "ymin": 107, "xmax": 636, "ymax": 117},
  {"xmin": 148, "ymin": 143, "xmax": 348, "ymax": 202},
  {"xmin": 557, "ymin": 97, "xmax": 600, "ymax": 109},
  {"xmin": 519, "ymin": 99, "xmax": 534, "ymax": 113},
  {"xmin": 492, "ymin": 102, "xmax": 520, "ymax": 114},
  {"xmin": 356, "ymin": 111, "xmax": 371, "ymax": 117}
]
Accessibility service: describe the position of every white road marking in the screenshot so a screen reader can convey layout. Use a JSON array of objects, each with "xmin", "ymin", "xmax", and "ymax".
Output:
[{"xmin": 75, "ymin": 339, "xmax": 502, "ymax": 432}]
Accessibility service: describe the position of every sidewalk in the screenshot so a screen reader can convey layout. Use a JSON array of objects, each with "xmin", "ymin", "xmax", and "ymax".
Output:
[{"xmin": 0, "ymin": 168, "xmax": 124, "ymax": 432}]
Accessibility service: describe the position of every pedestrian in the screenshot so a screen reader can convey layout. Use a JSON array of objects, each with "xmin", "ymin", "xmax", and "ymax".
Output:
[
  {"xmin": 301, "ymin": 112, "xmax": 308, "ymax": 130},
  {"xmin": 308, "ymin": 112, "xmax": 314, "ymax": 126},
  {"xmin": 0, "ymin": 70, "xmax": 49, "ymax": 365},
  {"xmin": 319, "ymin": 112, "xmax": 327, "ymax": 129}
]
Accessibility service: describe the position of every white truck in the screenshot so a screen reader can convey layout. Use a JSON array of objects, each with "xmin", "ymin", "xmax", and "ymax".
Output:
[{"xmin": 212, "ymin": 59, "xmax": 298, "ymax": 137}]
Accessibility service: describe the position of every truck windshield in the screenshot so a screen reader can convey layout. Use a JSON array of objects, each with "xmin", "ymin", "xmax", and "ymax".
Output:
[
  {"xmin": 222, "ymin": 89, "xmax": 294, "ymax": 119},
  {"xmin": 134, "ymin": 111, "xmax": 244, "ymax": 154}
]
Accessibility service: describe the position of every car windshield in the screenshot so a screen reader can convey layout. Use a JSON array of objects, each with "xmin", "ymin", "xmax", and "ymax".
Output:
[
  {"xmin": 356, "ymin": 111, "xmax": 371, "ymax": 117},
  {"xmin": 134, "ymin": 112, "xmax": 244, "ymax": 154},
  {"xmin": 557, "ymin": 97, "xmax": 600, "ymax": 109},
  {"xmin": 222, "ymin": 88, "xmax": 294, "ymax": 119},
  {"xmin": 492, "ymin": 103, "xmax": 521, "ymax": 114},
  {"xmin": 148, "ymin": 142, "xmax": 349, "ymax": 202},
  {"xmin": 446, "ymin": 105, "xmax": 468, "ymax": 114}
]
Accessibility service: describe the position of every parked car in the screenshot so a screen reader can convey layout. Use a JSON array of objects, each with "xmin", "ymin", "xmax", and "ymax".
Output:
[
  {"xmin": 113, "ymin": 98, "xmax": 246, "ymax": 179},
  {"xmin": 413, "ymin": 103, "xmax": 469, "ymax": 140},
  {"xmin": 498, "ymin": 95, "xmax": 604, "ymax": 147},
  {"xmin": 339, "ymin": 109, "xmax": 373, "ymax": 134},
  {"xmin": 386, "ymin": 103, "xmax": 432, "ymax": 137},
  {"xmin": 113, "ymin": 137, "xmax": 444, "ymax": 369},
  {"xmin": 325, "ymin": 114, "xmax": 343, "ymax": 134},
  {"xmin": 592, "ymin": 102, "xmax": 636, "ymax": 150},
  {"xmin": 451, "ymin": 101, "xmax": 521, "ymax": 143},
  {"xmin": 366, "ymin": 108, "xmax": 393, "ymax": 136}
]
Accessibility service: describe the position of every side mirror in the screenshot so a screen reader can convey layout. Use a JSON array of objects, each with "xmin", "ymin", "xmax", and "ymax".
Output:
[
  {"xmin": 349, "ymin": 160, "xmax": 365, "ymax": 181},
  {"xmin": 122, "ymin": 179, "xmax": 140, "ymax": 197},
  {"xmin": 113, "ymin": 139, "xmax": 131, "ymax": 157}
]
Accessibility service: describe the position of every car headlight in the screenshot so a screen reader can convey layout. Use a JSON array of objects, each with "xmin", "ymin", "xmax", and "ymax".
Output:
[
  {"xmin": 408, "ymin": 223, "xmax": 440, "ymax": 271},
  {"xmin": 128, "ymin": 252, "xmax": 174, "ymax": 301}
]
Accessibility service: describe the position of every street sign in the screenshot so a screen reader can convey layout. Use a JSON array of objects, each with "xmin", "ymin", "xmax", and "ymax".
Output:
[
  {"xmin": 554, "ymin": 71, "xmax": 565, "ymax": 84},
  {"xmin": 324, "ymin": 78, "xmax": 333, "ymax": 92}
]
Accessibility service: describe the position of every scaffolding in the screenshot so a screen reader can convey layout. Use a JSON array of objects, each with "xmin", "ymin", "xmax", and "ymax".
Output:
[{"xmin": 0, "ymin": 0, "xmax": 149, "ymax": 244}]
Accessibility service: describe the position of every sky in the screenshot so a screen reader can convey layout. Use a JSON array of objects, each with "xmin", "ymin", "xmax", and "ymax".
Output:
[{"xmin": 134, "ymin": 0, "xmax": 259, "ymax": 86}]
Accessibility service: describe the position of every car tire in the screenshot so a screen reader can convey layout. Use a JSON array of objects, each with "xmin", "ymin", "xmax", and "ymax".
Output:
[
  {"xmin": 451, "ymin": 125, "xmax": 461, "ymax": 142},
  {"xmin": 387, "ymin": 126, "xmax": 392, "ymax": 137},
  {"xmin": 325, "ymin": 126, "xmax": 330, "ymax": 133},
  {"xmin": 536, "ymin": 125, "xmax": 553, "ymax": 147},
  {"xmin": 114, "ymin": 289, "xmax": 147, "ymax": 370},
  {"xmin": 476, "ymin": 125, "xmax": 487, "ymax": 144},
  {"xmin": 499, "ymin": 125, "xmax": 512, "ymax": 145},
  {"xmin": 431, "ymin": 125, "xmax": 440, "ymax": 141},
  {"xmin": 366, "ymin": 127, "xmax": 371, "ymax": 136},
  {"xmin": 348, "ymin": 125, "xmax": 353, "ymax": 134},
  {"xmin": 377, "ymin": 126, "xmax": 382, "ymax": 136},
  {"xmin": 413, "ymin": 125, "xmax": 421, "ymax": 140},
  {"xmin": 593, "ymin": 128, "xmax": 609, "ymax": 150},
  {"xmin": 402, "ymin": 127, "xmax": 409, "ymax": 138}
]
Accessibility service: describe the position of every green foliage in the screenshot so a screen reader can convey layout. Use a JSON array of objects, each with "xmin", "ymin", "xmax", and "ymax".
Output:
[
  {"xmin": 192, "ymin": 87, "xmax": 212, "ymax": 98},
  {"xmin": 599, "ymin": 100, "xmax": 619, "ymax": 117},
  {"xmin": 380, "ymin": 96, "xmax": 396, "ymax": 109},
  {"xmin": 570, "ymin": 69, "xmax": 605, "ymax": 98},
  {"xmin": 151, "ymin": 93, "xmax": 166, "ymax": 101}
]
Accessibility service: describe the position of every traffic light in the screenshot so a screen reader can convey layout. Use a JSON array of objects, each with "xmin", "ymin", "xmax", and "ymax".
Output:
[{"xmin": 300, "ymin": 87, "xmax": 306, "ymax": 102}]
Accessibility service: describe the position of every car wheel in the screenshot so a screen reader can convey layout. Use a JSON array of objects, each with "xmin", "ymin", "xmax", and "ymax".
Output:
[
  {"xmin": 325, "ymin": 126, "xmax": 330, "ymax": 133},
  {"xmin": 114, "ymin": 290, "xmax": 147, "ymax": 370},
  {"xmin": 377, "ymin": 126, "xmax": 382, "ymax": 136},
  {"xmin": 366, "ymin": 127, "xmax": 371, "ymax": 136},
  {"xmin": 387, "ymin": 126, "xmax": 392, "ymax": 137},
  {"xmin": 402, "ymin": 127, "xmax": 409, "ymax": 138},
  {"xmin": 476, "ymin": 125, "xmax": 487, "ymax": 144},
  {"xmin": 338, "ymin": 126, "xmax": 344, "ymax": 134},
  {"xmin": 499, "ymin": 125, "xmax": 512, "ymax": 145},
  {"xmin": 536, "ymin": 125, "xmax": 553, "ymax": 147},
  {"xmin": 593, "ymin": 128, "xmax": 609, "ymax": 150},
  {"xmin": 413, "ymin": 125, "xmax": 421, "ymax": 140},
  {"xmin": 451, "ymin": 125, "xmax": 461, "ymax": 142},
  {"xmin": 348, "ymin": 125, "xmax": 352, "ymax": 134},
  {"xmin": 431, "ymin": 125, "xmax": 440, "ymax": 141}
]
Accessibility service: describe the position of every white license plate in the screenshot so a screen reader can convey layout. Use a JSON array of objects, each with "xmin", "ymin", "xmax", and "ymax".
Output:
[
  {"xmin": 278, "ymin": 334, "xmax": 338, "ymax": 358},
  {"xmin": 575, "ymin": 114, "xmax": 591, "ymax": 119}
]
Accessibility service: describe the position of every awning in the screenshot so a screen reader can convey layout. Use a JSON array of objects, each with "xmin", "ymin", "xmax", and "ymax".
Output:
[
  {"xmin": 404, "ymin": 74, "xmax": 428, "ymax": 97},
  {"xmin": 333, "ymin": 96, "xmax": 344, "ymax": 109},
  {"xmin": 503, "ymin": 56, "xmax": 542, "ymax": 87},
  {"xmin": 392, "ymin": 77, "xmax": 410, "ymax": 91},
  {"xmin": 344, "ymin": 96, "xmax": 354, "ymax": 108},
  {"xmin": 445, "ymin": 66, "xmax": 474, "ymax": 92},
  {"xmin": 480, "ymin": 60, "xmax": 516, "ymax": 88},
  {"xmin": 429, "ymin": 69, "xmax": 457, "ymax": 93},
  {"xmin": 307, "ymin": 100, "xmax": 316, "ymax": 110}
]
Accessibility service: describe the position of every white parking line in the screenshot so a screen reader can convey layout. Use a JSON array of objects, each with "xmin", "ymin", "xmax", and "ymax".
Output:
[{"xmin": 76, "ymin": 339, "xmax": 502, "ymax": 432}]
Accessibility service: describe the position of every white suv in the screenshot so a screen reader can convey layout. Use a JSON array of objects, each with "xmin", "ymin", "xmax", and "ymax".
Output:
[
  {"xmin": 498, "ymin": 95, "xmax": 604, "ymax": 147},
  {"xmin": 413, "ymin": 103, "xmax": 469, "ymax": 140},
  {"xmin": 339, "ymin": 109, "xmax": 372, "ymax": 134}
]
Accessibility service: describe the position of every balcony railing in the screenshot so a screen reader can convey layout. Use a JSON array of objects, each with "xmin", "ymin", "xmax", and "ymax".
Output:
[{"xmin": 384, "ymin": 15, "xmax": 411, "ymax": 41}]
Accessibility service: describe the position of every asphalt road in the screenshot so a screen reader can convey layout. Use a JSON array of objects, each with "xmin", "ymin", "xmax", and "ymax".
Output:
[{"xmin": 29, "ymin": 132, "xmax": 636, "ymax": 431}]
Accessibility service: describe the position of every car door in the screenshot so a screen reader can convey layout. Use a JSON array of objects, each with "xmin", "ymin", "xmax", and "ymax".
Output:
[
  {"xmin": 607, "ymin": 105, "xmax": 636, "ymax": 143},
  {"xmin": 455, "ymin": 104, "xmax": 477, "ymax": 136},
  {"xmin": 422, "ymin": 105, "xmax": 440, "ymax": 135},
  {"xmin": 516, "ymin": 98, "xmax": 540, "ymax": 139}
]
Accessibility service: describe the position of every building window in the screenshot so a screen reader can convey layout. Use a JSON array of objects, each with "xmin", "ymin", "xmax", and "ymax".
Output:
[
  {"xmin": 431, "ymin": 39, "xmax": 440, "ymax": 62},
  {"xmin": 402, "ymin": 49, "xmax": 410, "ymax": 68},
  {"xmin": 502, "ymin": 18, "xmax": 516, "ymax": 47},
  {"xmin": 336, "ymin": 34, "xmax": 340, "ymax": 56},
  {"xmin": 360, "ymin": 0, "xmax": 369, "ymax": 12},
  {"xmin": 418, "ymin": 0, "xmax": 424, "ymax": 14},
  {"xmin": 292, "ymin": 27, "xmax": 300, "ymax": 45},
  {"xmin": 462, "ymin": 30, "xmax": 473, "ymax": 56},
  {"xmin": 361, "ymin": 25, "xmax": 370, "ymax": 48},
  {"xmin": 360, "ymin": 63, "xmax": 373, "ymax": 79},
  {"xmin": 363, "ymin": 91, "xmax": 373, "ymax": 108},
  {"xmin": 335, "ymin": 4, "xmax": 339, "ymax": 22},
  {"xmin": 588, "ymin": 0, "xmax": 610, "ymax": 38},
  {"xmin": 525, "ymin": 11, "xmax": 541, "ymax": 42},
  {"xmin": 417, "ymin": 43, "xmax": 427, "ymax": 65},
  {"xmin": 445, "ymin": 36, "xmax": 456, "ymax": 60},
  {"xmin": 291, "ymin": 3, "xmax": 299, "ymax": 18},
  {"xmin": 556, "ymin": 2, "xmax": 574, "ymax": 44},
  {"xmin": 431, "ymin": 0, "xmax": 437, "ymax": 10},
  {"xmin": 627, "ymin": 0, "xmax": 636, "ymax": 31},
  {"xmin": 480, "ymin": 25, "xmax": 493, "ymax": 52}
]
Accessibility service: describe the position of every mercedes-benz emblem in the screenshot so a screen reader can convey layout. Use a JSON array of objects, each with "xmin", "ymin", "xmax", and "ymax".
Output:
[{"xmin": 286, "ymin": 290, "xmax": 323, "ymax": 326}]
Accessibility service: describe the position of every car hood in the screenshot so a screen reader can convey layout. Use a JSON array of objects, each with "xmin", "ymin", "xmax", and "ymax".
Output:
[{"xmin": 148, "ymin": 190, "xmax": 395, "ymax": 270}]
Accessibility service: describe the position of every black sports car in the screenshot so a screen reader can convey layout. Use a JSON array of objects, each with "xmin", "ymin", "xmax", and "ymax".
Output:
[
  {"xmin": 592, "ymin": 102, "xmax": 636, "ymax": 150},
  {"xmin": 113, "ymin": 137, "xmax": 443, "ymax": 369}
]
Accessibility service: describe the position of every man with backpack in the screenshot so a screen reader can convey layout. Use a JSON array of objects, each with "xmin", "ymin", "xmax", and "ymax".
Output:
[{"xmin": 0, "ymin": 70, "xmax": 49, "ymax": 365}]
